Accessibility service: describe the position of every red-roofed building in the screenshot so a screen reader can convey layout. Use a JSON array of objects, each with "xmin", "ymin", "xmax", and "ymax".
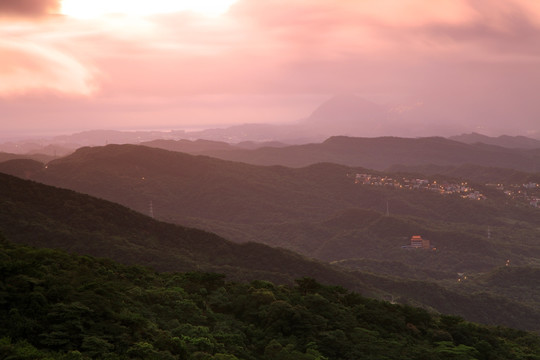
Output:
[{"xmin": 410, "ymin": 235, "xmax": 431, "ymax": 249}]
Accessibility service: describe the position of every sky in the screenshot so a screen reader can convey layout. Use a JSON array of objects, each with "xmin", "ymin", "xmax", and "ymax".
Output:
[{"xmin": 1, "ymin": 0, "xmax": 540, "ymax": 138}]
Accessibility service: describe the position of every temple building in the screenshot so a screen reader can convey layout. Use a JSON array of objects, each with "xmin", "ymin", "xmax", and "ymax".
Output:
[{"xmin": 403, "ymin": 235, "xmax": 433, "ymax": 250}]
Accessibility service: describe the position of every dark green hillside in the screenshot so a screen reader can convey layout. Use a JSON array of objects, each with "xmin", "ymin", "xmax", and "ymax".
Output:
[
  {"xmin": 0, "ymin": 172, "xmax": 366, "ymax": 290},
  {"xmin": 3, "ymin": 240, "xmax": 540, "ymax": 360},
  {"xmin": 18, "ymin": 144, "xmax": 540, "ymax": 278},
  {"xmin": 30, "ymin": 144, "xmax": 540, "ymax": 229},
  {"xmin": 258, "ymin": 208, "xmax": 540, "ymax": 278},
  {"xmin": 178, "ymin": 136, "xmax": 540, "ymax": 172},
  {"xmin": 450, "ymin": 266, "xmax": 540, "ymax": 306},
  {"xmin": 353, "ymin": 271, "xmax": 540, "ymax": 331},
  {"xmin": 4, "ymin": 172, "xmax": 540, "ymax": 331},
  {"xmin": 0, "ymin": 158, "xmax": 45, "ymax": 179},
  {"xmin": 32, "ymin": 145, "xmax": 359, "ymax": 225}
]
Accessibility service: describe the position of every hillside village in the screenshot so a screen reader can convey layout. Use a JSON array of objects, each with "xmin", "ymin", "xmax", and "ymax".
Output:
[
  {"xmin": 486, "ymin": 182, "xmax": 540, "ymax": 208},
  {"xmin": 350, "ymin": 173, "xmax": 540, "ymax": 208},
  {"xmin": 351, "ymin": 173, "xmax": 487, "ymax": 200}
]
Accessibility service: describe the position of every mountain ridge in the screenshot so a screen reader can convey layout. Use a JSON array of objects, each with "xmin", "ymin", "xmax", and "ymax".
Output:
[
  {"xmin": 4, "ymin": 171, "xmax": 540, "ymax": 331},
  {"xmin": 0, "ymin": 171, "xmax": 367, "ymax": 290},
  {"xmin": 450, "ymin": 132, "xmax": 540, "ymax": 149},
  {"xmin": 9, "ymin": 143, "xmax": 540, "ymax": 277},
  {"xmin": 173, "ymin": 135, "xmax": 540, "ymax": 172}
]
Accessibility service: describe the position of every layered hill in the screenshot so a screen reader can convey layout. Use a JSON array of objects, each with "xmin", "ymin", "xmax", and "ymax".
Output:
[
  {"xmin": 14, "ymin": 144, "xmax": 540, "ymax": 276},
  {"xmin": 0, "ymin": 172, "xmax": 365, "ymax": 290},
  {"xmin": 145, "ymin": 136, "xmax": 540, "ymax": 172},
  {"xmin": 0, "ymin": 158, "xmax": 45, "ymax": 179},
  {"xmin": 449, "ymin": 132, "xmax": 540, "ymax": 149},
  {"xmin": 0, "ymin": 151, "xmax": 54, "ymax": 164},
  {"xmin": 4, "ymin": 173, "xmax": 540, "ymax": 331},
  {"xmin": 141, "ymin": 138, "xmax": 288, "ymax": 154}
]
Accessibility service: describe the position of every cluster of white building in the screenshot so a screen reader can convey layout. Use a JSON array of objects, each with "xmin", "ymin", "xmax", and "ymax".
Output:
[
  {"xmin": 488, "ymin": 182, "xmax": 540, "ymax": 208},
  {"xmin": 352, "ymin": 172, "xmax": 540, "ymax": 208},
  {"xmin": 353, "ymin": 173, "xmax": 487, "ymax": 200}
]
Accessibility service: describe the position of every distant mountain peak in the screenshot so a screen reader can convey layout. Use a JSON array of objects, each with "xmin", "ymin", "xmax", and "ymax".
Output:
[{"xmin": 308, "ymin": 94, "xmax": 384, "ymax": 124}]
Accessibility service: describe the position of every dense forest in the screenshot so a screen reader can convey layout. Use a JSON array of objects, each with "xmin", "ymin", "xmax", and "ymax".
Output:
[{"xmin": 3, "ymin": 239, "xmax": 540, "ymax": 360}]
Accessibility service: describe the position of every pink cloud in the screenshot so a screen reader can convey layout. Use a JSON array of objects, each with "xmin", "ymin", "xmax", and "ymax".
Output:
[
  {"xmin": 0, "ymin": 0, "xmax": 60, "ymax": 17},
  {"xmin": 0, "ymin": 38, "xmax": 97, "ymax": 96},
  {"xmin": 1, "ymin": 0, "xmax": 540, "ymax": 136}
]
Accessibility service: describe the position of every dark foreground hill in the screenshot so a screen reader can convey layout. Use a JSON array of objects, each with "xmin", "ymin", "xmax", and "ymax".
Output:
[
  {"xmin": 3, "ymin": 240, "xmax": 540, "ymax": 360},
  {"xmin": 0, "ymin": 172, "xmax": 366, "ymax": 291},
  {"xmin": 158, "ymin": 136, "xmax": 540, "ymax": 172}
]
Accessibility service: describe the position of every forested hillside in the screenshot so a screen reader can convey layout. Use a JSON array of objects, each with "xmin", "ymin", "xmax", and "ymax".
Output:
[
  {"xmin": 3, "ymin": 240, "xmax": 540, "ymax": 360},
  {"xmin": 4, "ymin": 171, "xmax": 540, "ymax": 331},
  {"xmin": 0, "ymin": 172, "xmax": 370, "ymax": 291},
  {"xmin": 18, "ymin": 144, "xmax": 540, "ymax": 279},
  {"xmin": 0, "ymin": 158, "xmax": 45, "ymax": 179}
]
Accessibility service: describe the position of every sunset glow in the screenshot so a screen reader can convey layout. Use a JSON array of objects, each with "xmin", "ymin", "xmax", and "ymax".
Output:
[
  {"xmin": 5, "ymin": 2, "xmax": 540, "ymax": 357},
  {"xmin": 2, "ymin": 0, "xmax": 540, "ymax": 138},
  {"xmin": 60, "ymin": 0, "xmax": 237, "ymax": 18}
]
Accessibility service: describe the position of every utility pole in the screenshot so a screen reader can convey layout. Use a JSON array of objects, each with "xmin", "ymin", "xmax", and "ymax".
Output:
[{"xmin": 149, "ymin": 201, "xmax": 154, "ymax": 219}]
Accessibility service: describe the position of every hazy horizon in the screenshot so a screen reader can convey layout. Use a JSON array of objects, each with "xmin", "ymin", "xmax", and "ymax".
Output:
[{"xmin": 2, "ymin": 0, "xmax": 540, "ymax": 139}]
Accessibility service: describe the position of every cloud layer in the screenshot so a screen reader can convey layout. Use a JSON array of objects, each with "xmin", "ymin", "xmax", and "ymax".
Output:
[
  {"xmin": 1, "ymin": 0, "xmax": 540, "ymax": 137},
  {"xmin": 0, "ymin": 0, "xmax": 60, "ymax": 17}
]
